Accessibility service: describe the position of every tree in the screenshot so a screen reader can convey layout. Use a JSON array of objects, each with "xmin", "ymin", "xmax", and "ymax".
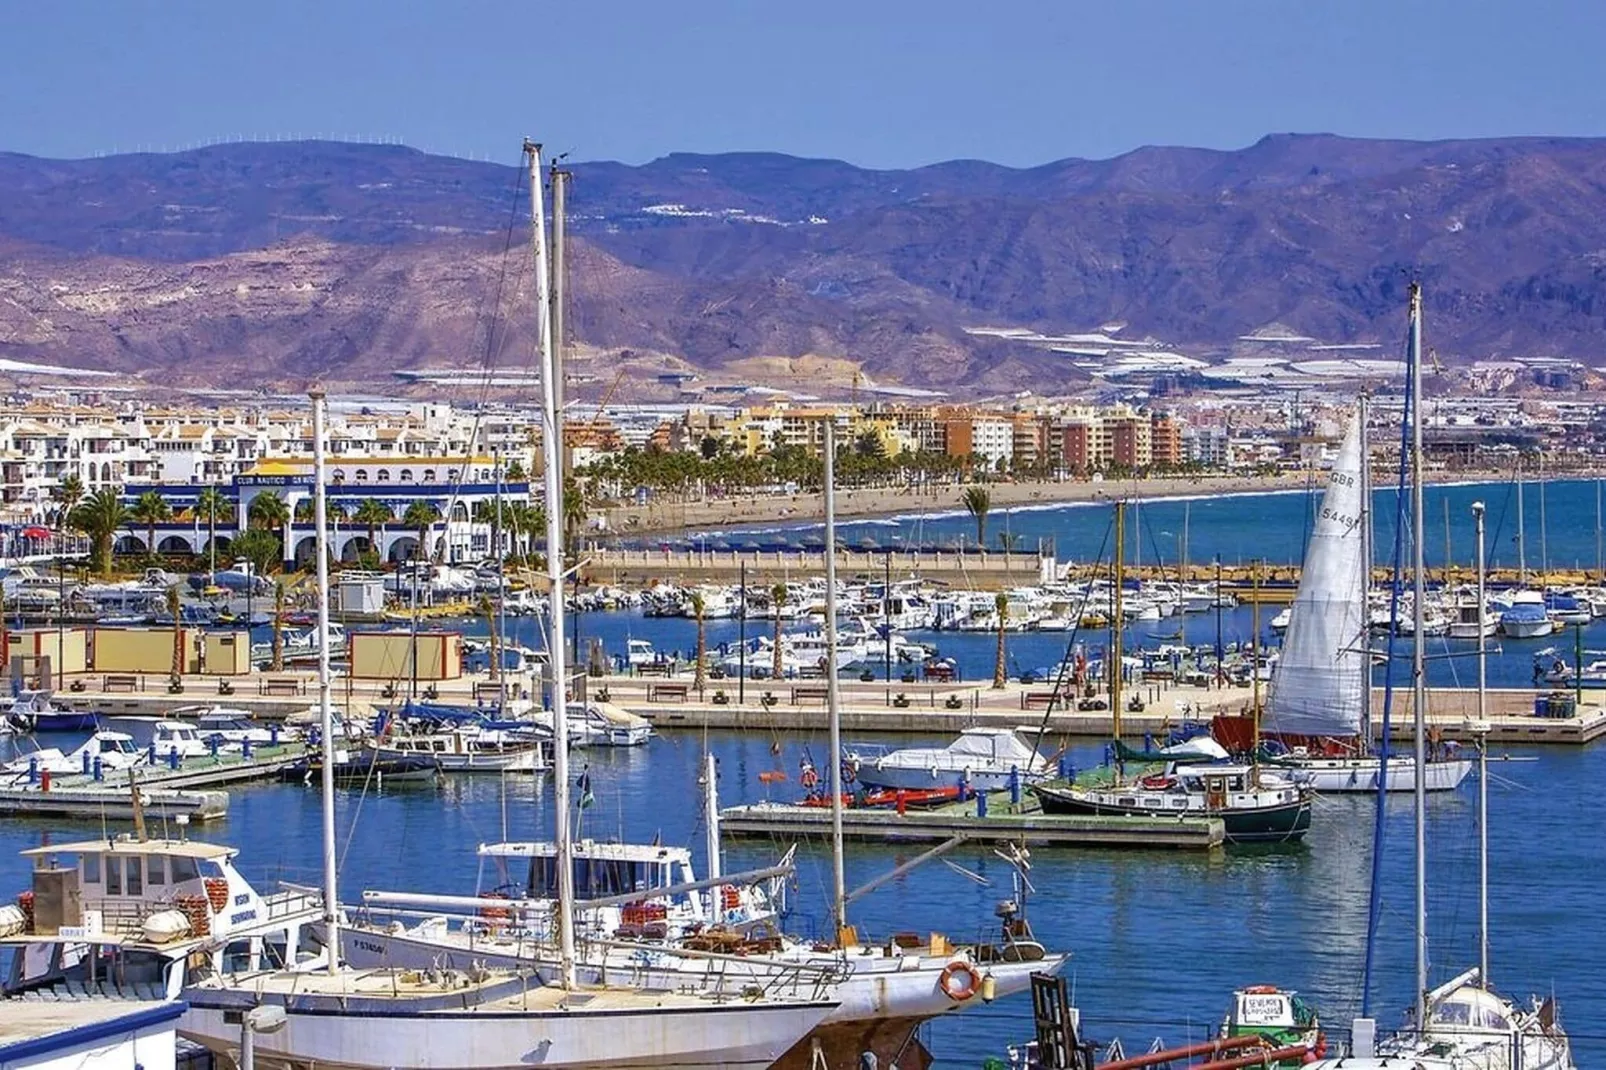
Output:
[
  {"xmin": 963, "ymin": 486, "xmax": 991, "ymax": 548},
  {"xmin": 352, "ymin": 499, "xmax": 392, "ymax": 559},
  {"xmin": 771, "ymin": 582, "xmax": 788, "ymax": 680},
  {"xmin": 129, "ymin": 490, "xmax": 172, "ymax": 559},
  {"xmin": 689, "ymin": 590, "xmax": 708, "ymax": 693},
  {"xmin": 52, "ymin": 474, "xmax": 85, "ymax": 526},
  {"xmin": 270, "ymin": 580, "xmax": 286, "ymax": 672},
  {"xmin": 993, "ymin": 591, "xmax": 1009, "ymax": 689},
  {"xmin": 503, "ymin": 458, "xmax": 527, "ymax": 482},
  {"xmin": 247, "ymin": 491, "xmax": 290, "ymax": 570},
  {"xmin": 232, "ymin": 528, "xmax": 282, "ymax": 582},
  {"xmin": 401, "ymin": 500, "xmax": 441, "ymax": 562},
  {"xmin": 69, "ymin": 488, "xmax": 128, "ymax": 577},
  {"xmin": 167, "ymin": 585, "xmax": 184, "ymax": 684},
  {"xmin": 195, "ymin": 486, "xmax": 232, "ymax": 575},
  {"xmin": 478, "ymin": 594, "xmax": 501, "ymax": 682}
]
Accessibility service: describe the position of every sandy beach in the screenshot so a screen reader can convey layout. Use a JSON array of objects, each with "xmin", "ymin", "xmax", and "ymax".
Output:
[{"xmin": 595, "ymin": 464, "xmax": 1581, "ymax": 538}]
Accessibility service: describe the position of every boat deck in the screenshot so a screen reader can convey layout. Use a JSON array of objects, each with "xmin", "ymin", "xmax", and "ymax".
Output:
[{"xmin": 718, "ymin": 796, "xmax": 1225, "ymax": 850}]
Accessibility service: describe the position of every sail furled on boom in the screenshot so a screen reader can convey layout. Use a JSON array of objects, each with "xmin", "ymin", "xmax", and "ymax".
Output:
[{"xmin": 1266, "ymin": 411, "xmax": 1368, "ymax": 737}]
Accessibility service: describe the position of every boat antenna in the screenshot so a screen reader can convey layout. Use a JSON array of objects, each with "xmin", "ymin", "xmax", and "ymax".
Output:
[
  {"xmin": 526, "ymin": 137, "xmax": 576, "ymax": 988},
  {"xmin": 1408, "ymin": 280, "xmax": 1429, "ymax": 1031},
  {"xmin": 1472, "ymin": 498, "xmax": 1489, "ymax": 991},
  {"xmin": 310, "ymin": 384, "xmax": 340, "ymax": 975},
  {"xmin": 823, "ymin": 418, "xmax": 849, "ymax": 944}
]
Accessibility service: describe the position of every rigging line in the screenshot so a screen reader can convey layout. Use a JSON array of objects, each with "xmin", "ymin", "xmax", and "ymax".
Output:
[
  {"xmin": 433, "ymin": 152, "xmax": 531, "ymax": 565},
  {"xmin": 1030, "ymin": 513, "xmax": 1116, "ymax": 761},
  {"xmin": 1362, "ymin": 313, "xmax": 1417, "ymax": 1018}
]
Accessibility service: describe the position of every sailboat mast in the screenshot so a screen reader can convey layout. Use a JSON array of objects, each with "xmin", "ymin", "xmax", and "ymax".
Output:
[
  {"xmin": 822, "ymin": 419, "xmax": 848, "ymax": 939},
  {"xmin": 1111, "ymin": 502, "xmax": 1124, "ymax": 746},
  {"xmin": 526, "ymin": 139, "xmax": 576, "ymax": 988},
  {"xmin": 1409, "ymin": 281, "xmax": 1429, "ymax": 1030},
  {"xmin": 1516, "ymin": 463, "xmax": 1526, "ymax": 584},
  {"xmin": 1359, "ymin": 395, "xmax": 1373, "ymax": 746},
  {"xmin": 1473, "ymin": 499, "xmax": 1489, "ymax": 990},
  {"xmin": 309, "ymin": 386, "xmax": 340, "ymax": 975}
]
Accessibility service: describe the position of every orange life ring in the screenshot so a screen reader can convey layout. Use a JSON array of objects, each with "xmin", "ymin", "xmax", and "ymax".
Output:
[
  {"xmin": 939, "ymin": 960, "xmax": 980, "ymax": 1001},
  {"xmin": 721, "ymin": 885, "xmax": 741, "ymax": 911},
  {"xmin": 800, "ymin": 767, "xmax": 820, "ymax": 789}
]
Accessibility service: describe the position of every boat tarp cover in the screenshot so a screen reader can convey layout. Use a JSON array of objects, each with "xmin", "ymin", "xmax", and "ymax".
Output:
[{"xmin": 1265, "ymin": 412, "xmax": 1368, "ymax": 737}]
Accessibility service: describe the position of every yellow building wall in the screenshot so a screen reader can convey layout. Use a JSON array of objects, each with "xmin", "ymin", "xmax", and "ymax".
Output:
[
  {"xmin": 92, "ymin": 628, "xmax": 202, "ymax": 674},
  {"xmin": 201, "ymin": 631, "xmax": 252, "ymax": 675},
  {"xmin": 5, "ymin": 629, "xmax": 89, "ymax": 675},
  {"xmin": 349, "ymin": 632, "xmax": 462, "ymax": 682}
]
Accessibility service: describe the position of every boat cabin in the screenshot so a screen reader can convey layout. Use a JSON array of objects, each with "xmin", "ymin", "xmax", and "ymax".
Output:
[
  {"xmin": 0, "ymin": 838, "xmax": 325, "ymax": 997},
  {"xmin": 478, "ymin": 840, "xmax": 694, "ymax": 901}
]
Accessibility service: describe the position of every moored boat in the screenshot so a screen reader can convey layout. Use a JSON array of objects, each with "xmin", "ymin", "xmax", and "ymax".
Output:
[{"xmin": 1031, "ymin": 762, "xmax": 1312, "ymax": 843}]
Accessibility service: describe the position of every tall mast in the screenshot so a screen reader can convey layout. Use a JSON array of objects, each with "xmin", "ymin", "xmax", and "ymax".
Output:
[
  {"xmin": 1359, "ymin": 395, "xmax": 1373, "ymax": 747},
  {"xmin": 1111, "ymin": 502, "xmax": 1124, "ymax": 748},
  {"xmin": 550, "ymin": 162, "xmax": 570, "ymax": 471},
  {"xmin": 1516, "ymin": 461, "xmax": 1526, "ymax": 585},
  {"xmin": 823, "ymin": 419, "xmax": 848, "ymax": 941},
  {"xmin": 1472, "ymin": 499, "xmax": 1489, "ymax": 990},
  {"xmin": 1408, "ymin": 281, "xmax": 1429, "ymax": 1031},
  {"xmin": 309, "ymin": 386, "xmax": 339, "ymax": 975},
  {"xmin": 526, "ymin": 139, "xmax": 575, "ymax": 988}
]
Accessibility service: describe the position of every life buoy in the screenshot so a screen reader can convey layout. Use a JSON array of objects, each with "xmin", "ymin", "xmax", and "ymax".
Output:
[
  {"xmin": 939, "ymin": 961, "xmax": 980, "ymax": 1001},
  {"xmin": 800, "ymin": 765, "xmax": 819, "ymax": 789},
  {"xmin": 721, "ymin": 885, "xmax": 741, "ymax": 911}
]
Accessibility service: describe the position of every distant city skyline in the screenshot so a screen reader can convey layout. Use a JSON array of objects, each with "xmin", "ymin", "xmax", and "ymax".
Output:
[{"xmin": 5, "ymin": 0, "xmax": 1606, "ymax": 170}]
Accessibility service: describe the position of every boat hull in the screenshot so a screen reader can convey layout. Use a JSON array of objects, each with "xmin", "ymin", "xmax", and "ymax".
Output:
[
  {"xmin": 1277, "ymin": 755, "xmax": 1473, "ymax": 792},
  {"xmin": 1032, "ymin": 785, "xmax": 1312, "ymax": 843},
  {"xmin": 854, "ymin": 762, "xmax": 1040, "ymax": 793}
]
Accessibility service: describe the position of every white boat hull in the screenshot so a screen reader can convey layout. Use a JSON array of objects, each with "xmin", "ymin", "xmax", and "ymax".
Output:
[
  {"xmin": 181, "ymin": 983, "xmax": 833, "ymax": 1070},
  {"xmin": 1500, "ymin": 618, "xmax": 1554, "ymax": 638},
  {"xmin": 855, "ymin": 761, "xmax": 1042, "ymax": 793},
  {"xmin": 1284, "ymin": 755, "xmax": 1473, "ymax": 792}
]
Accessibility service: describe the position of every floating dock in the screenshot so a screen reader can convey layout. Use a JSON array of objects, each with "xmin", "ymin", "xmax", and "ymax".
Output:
[
  {"xmin": 0, "ymin": 784, "xmax": 228, "ymax": 822},
  {"xmin": 718, "ymin": 797, "xmax": 1225, "ymax": 850}
]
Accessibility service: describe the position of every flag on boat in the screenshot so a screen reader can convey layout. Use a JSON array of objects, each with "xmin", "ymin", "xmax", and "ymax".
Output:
[{"xmin": 576, "ymin": 766, "xmax": 594, "ymax": 809}]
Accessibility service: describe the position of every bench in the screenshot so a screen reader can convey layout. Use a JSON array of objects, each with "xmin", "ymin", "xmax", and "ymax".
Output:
[
  {"xmin": 636, "ymin": 662, "xmax": 674, "ymax": 678},
  {"xmin": 791, "ymin": 686, "xmax": 830, "ymax": 705},
  {"xmin": 260, "ymin": 677, "xmax": 306, "ymax": 697},
  {"xmin": 647, "ymin": 683, "xmax": 689, "ymax": 703},
  {"xmin": 1020, "ymin": 691, "xmax": 1063, "ymax": 711},
  {"xmin": 923, "ymin": 663, "xmax": 956, "ymax": 683},
  {"xmin": 102, "ymin": 674, "xmax": 140, "ymax": 693},
  {"xmin": 474, "ymin": 682, "xmax": 514, "ymax": 705}
]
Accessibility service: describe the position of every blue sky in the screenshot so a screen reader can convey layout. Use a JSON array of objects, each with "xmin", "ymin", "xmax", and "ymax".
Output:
[{"xmin": 4, "ymin": 0, "xmax": 1604, "ymax": 169}]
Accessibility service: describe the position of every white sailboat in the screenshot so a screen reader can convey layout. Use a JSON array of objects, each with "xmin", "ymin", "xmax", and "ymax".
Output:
[
  {"xmin": 1308, "ymin": 286, "xmax": 1574, "ymax": 1070},
  {"xmin": 1221, "ymin": 402, "xmax": 1470, "ymax": 792},
  {"xmin": 177, "ymin": 147, "xmax": 836, "ymax": 1070}
]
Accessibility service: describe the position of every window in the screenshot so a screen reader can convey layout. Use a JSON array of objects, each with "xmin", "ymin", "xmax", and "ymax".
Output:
[
  {"xmin": 107, "ymin": 857, "xmax": 122, "ymax": 895},
  {"xmin": 83, "ymin": 854, "xmax": 101, "ymax": 885},
  {"xmin": 400, "ymin": 470, "xmax": 414, "ymax": 483},
  {"xmin": 422, "ymin": 470, "xmax": 436, "ymax": 483},
  {"xmin": 147, "ymin": 855, "xmax": 165, "ymax": 886},
  {"xmin": 332, "ymin": 469, "xmax": 346, "ymax": 484},
  {"xmin": 170, "ymin": 856, "xmax": 200, "ymax": 883},
  {"xmin": 355, "ymin": 470, "xmax": 370, "ymax": 482},
  {"xmin": 376, "ymin": 470, "xmax": 390, "ymax": 483},
  {"xmin": 125, "ymin": 857, "xmax": 142, "ymax": 896}
]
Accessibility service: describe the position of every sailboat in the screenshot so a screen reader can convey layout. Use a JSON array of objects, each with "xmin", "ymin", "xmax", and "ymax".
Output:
[
  {"xmin": 1032, "ymin": 503, "xmax": 1314, "ymax": 843},
  {"xmin": 1306, "ymin": 285, "xmax": 1574, "ymax": 1070},
  {"xmin": 176, "ymin": 146, "xmax": 837, "ymax": 1070},
  {"xmin": 1212, "ymin": 401, "xmax": 1471, "ymax": 793}
]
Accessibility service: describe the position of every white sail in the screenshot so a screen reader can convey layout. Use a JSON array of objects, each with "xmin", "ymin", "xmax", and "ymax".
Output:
[{"xmin": 1266, "ymin": 411, "xmax": 1368, "ymax": 737}]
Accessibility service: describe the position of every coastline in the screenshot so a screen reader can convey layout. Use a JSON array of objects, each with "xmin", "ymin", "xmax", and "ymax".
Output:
[{"xmin": 595, "ymin": 465, "xmax": 1597, "ymax": 538}]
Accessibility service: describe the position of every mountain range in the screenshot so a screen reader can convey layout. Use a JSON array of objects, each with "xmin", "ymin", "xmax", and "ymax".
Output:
[{"xmin": 2, "ymin": 133, "xmax": 1605, "ymax": 395}]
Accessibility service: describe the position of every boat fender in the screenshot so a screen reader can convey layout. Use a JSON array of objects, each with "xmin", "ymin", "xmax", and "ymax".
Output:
[
  {"xmin": 939, "ymin": 960, "xmax": 980, "ymax": 1001},
  {"xmin": 800, "ymin": 765, "xmax": 819, "ymax": 789}
]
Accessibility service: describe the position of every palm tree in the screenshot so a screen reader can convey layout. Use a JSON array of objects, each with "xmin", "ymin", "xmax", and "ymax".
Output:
[
  {"xmin": 247, "ymin": 491, "xmax": 290, "ymax": 570},
  {"xmin": 401, "ymin": 500, "xmax": 441, "ymax": 563},
  {"xmin": 69, "ymin": 488, "xmax": 128, "ymax": 577},
  {"xmin": 689, "ymin": 590, "xmax": 707, "ymax": 693},
  {"xmin": 270, "ymin": 580, "xmax": 286, "ymax": 672},
  {"xmin": 129, "ymin": 490, "xmax": 171, "ymax": 559},
  {"xmin": 352, "ymin": 498, "xmax": 392, "ymax": 560},
  {"xmin": 771, "ymin": 582, "xmax": 787, "ymax": 679},
  {"xmin": 478, "ymin": 594, "xmax": 501, "ymax": 682},
  {"xmin": 993, "ymin": 591, "xmax": 1009, "ymax": 689},
  {"xmin": 52, "ymin": 474, "xmax": 84, "ymax": 527},
  {"xmin": 232, "ymin": 528, "xmax": 281, "ymax": 582},
  {"xmin": 963, "ymin": 486, "xmax": 991, "ymax": 549},
  {"xmin": 195, "ymin": 486, "xmax": 232, "ymax": 576},
  {"xmin": 167, "ymin": 585, "xmax": 184, "ymax": 685}
]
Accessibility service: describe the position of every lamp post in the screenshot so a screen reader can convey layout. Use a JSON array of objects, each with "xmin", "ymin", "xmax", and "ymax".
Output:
[{"xmin": 239, "ymin": 1004, "xmax": 288, "ymax": 1070}]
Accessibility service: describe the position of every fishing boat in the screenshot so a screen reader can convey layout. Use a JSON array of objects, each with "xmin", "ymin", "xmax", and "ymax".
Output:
[
  {"xmin": 1211, "ymin": 406, "xmax": 1471, "ymax": 793},
  {"xmin": 846, "ymin": 726, "xmax": 1052, "ymax": 792},
  {"xmin": 369, "ymin": 724, "xmax": 550, "ymax": 774},
  {"xmin": 5, "ymin": 689, "xmax": 98, "ymax": 732},
  {"xmin": 1220, "ymin": 986, "xmax": 1325, "ymax": 1065},
  {"xmin": 3, "ymin": 730, "xmax": 145, "ymax": 778}
]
